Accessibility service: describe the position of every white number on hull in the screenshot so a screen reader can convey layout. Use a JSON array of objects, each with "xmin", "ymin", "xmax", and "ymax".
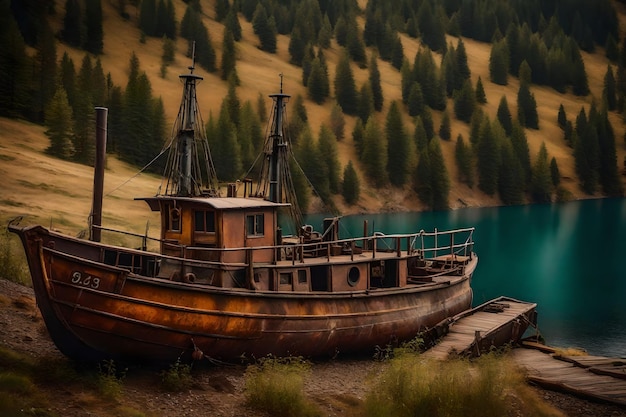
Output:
[{"xmin": 71, "ymin": 271, "xmax": 100, "ymax": 289}]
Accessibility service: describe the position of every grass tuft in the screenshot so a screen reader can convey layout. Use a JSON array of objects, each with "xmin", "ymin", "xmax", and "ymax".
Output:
[
  {"xmin": 244, "ymin": 356, "xmax": 322, "ymax": 417},
  {"xmin": 364, "ymin": 352, "xmax": 562, "ymax": 417},
  {"xmin": 159, "ymin": 358, "xmax": 193, "ymax": 392},
  {"xmin": 0, "ymin": 231, "xmax": 30, "ymax": 285},
  {"xmin": 96, "ymin": 360, "xmax": 126, "ymax": 401}
]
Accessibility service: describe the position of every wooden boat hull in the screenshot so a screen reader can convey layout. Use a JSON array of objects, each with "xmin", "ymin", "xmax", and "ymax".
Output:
[{"xmin": 11, "ymin": 225, "xmax": 476, "ymax": 363}]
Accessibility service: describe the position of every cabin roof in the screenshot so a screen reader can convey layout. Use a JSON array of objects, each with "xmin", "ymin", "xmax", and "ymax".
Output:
[{"xmin": 136, "ymin": 196, "xmax": 290, "ymax": 212}]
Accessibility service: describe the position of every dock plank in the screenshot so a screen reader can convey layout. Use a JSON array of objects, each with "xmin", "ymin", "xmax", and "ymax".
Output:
[
  {"xmin": 423, "ymin": 296, "xmax": 537, "ymax": 360},
  {"xmin": 512, "ymin": 348, "xmax": 626, "ymax": 406}
]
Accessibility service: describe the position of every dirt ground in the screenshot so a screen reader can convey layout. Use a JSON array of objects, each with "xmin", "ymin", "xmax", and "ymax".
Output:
[{"xmin": 1, "ymin": 278, "xmax": 625, "ymax": 417}]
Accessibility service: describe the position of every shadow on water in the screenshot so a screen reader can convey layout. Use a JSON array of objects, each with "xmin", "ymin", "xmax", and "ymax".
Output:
[{"xmin": 304, "ymin": 198, "xmax": 626, "ymax": 358}]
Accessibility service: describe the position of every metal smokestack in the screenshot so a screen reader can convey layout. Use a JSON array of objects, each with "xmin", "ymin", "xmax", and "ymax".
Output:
[{"xmin": 91, "ymin": 107, "xmax": 108, "ymax": 242}]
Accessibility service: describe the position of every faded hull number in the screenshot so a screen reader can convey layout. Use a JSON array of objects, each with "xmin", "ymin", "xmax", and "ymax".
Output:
[{"xmin": 71, "ymin": 271, "xmax": 100, "ymax": 289}]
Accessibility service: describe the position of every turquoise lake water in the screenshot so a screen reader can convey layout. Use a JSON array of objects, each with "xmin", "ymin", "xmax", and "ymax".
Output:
[{"xmin": 305, "ymin": 198, "xmax": 626, "ymax": 358}]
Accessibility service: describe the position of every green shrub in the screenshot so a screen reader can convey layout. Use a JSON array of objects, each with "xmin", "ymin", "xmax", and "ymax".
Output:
[
  {"xmin": 244, "ymin": 357, "xmax": 321, "ymax": 417},
  {"xmin": 160, "ymin": 358, "xmax": 193, "ymax": 392},
  {"xmin": 0, "ymin": 231, "xmax": 29, "ymax": 285},
  {"xmin": 97, "ymin": 360, "xmax": 126, "ymax": 401}
]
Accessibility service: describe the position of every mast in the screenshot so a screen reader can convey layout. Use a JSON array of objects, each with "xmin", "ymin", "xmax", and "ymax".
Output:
[
  {"xmin": 253, "ymin": 75, "xmax": 303, "ymax": 232},
  {"xmin": 160, "ymin": 45, "xmax": 219, "ymax": 197}
]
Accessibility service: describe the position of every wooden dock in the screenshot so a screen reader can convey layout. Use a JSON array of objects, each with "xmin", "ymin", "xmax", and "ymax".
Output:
[
  {"xmin": 512, "ymin": 344, "xmax": 626, "ymax": 406},
  {"xmin": 423, "ymin": 296, "xmax": 538, "ymax": 360}
]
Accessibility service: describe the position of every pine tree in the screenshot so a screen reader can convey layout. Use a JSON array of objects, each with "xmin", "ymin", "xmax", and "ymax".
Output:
[
  {"xmin": 215, "ymin": 0, "xmax": 229, "ymax": 22},
  {"xmin": 439, "ymin": 111, "xmax": 451, "ymax": 140},
  {"xmin": 603, "ymin": 65, "xmax": 617, "ymax": 111},
  {"xmin": 238, "ymin": 100, "xmax": 263, "ymax": 169},
  {"xmin": 318, "ymin": 125, "xmax": 340, "ymax": 193},
  {"xmin": 45, "ymin": 86, "xmax": 75, "ymax": 159},
  {"xmin": 252, "ymin": 4, "xmax": 276, "ymax": 53},
  {"xmin": 498, "ymin": 139, "xmax": 524, "ymax": 205},
  {"xmin": 496, "ymin": 95, "xmax": 513, "ymax": 136},
  {"xmin": 307, "ymin": 58, "xmax": 327, "ymax": 104},
  {"xmin": 597, "ymin": 107, "xmax": 623, "ymax": 196},
  {"xmin": 417, "ymin": 0, "xmax": 446, "ymax": 52},
  {"xmin": 510, "ymin": 121, "xmax": 532, "ymax": 187},
  {"xmin": 429, "ymin": 138, "xmax": 450, "ymax": 210},
  {"xmin": 530, "ymin": 142, "xmax": 553, "ymax": 203},
  {"xmin": 475, "ymin": 76, "xmax": 487, "ymax": 104},
  {"xmin": 353, "ymin": 118, "xmax": 365, "ymax": 158},
  {"xmin": 342, "ymin": 161, "xmax": 360, "ymax": 205},
  {"xmin": 413, "ymin": 116, "xmax": 428, "ymax": 152},
  {"xmin": 489, "ymin": 39, "xmax": 509, "ymax": 85},
  {"xmin": 357, "ymin": 82, "xmax": 374, "ymax": 124},
  {"xmin": 329, "ymin": 103, "xmax": 345, "ymax": 141},
  {"xmin": 391, "ymin": 35, "xmax": 404, "ymax": 70},
  {"xmin": 369, "ymin": 53, "xmax": 383, "ymax": 111},
  {"xmin": 414, "ymin": 148, "xmax": 432, "ymax": 207},
  {"xmin": 72, "ymin": 55, "xmax": 95, "ymax": 165},
  {"xmin": 194, "ymin": 20, "xmax": 217, "ymax": 72},
  {"xmin": 407, "ymin": 82, "xmax": 424, "ymax": 117},
  {"xmin": 334, "ymin": 50, "xmax": 358, "ymax": 115},
  {"xmin": 455, "ymin": 38, "xmax": 471, "ymax": 83},
  {"xmin": 215, "ymin": 100, "xmax": 241, "ymax": 181},
  {"xmin": 221, "ymin": 28, "xmax": 238, "ymax": 81},
  {"xmin": 225, "ymin": 8, "xmax": 242, "ymax": 41},
  {"xmin": 557, "ymin": 104, "xmax": 567, "ymax": 129},
  {"xmin": 139, "ymin": 0, "xmax": 157, "ymax": 37},
  {"xmin": 62, "ymin": 0, "xmax": 82, "ymax": 47},
  {"xmin": 477, "ymin": 117, "xmax": 500, "ymax": 195},
  {"xmin": 32, "ymin": 21, "xmax": 57, "ymax": 123},
  {"xmin": 362, "ymin": 117, "xmax": 388, "ymax": 187},
  {"xmin": 453, "ymin": 79, "xmax": 476, "ymax": 123},
  {"xmin": 517, "ymin": 82, "xmax": 539, "ymax": 129},
  {"xmin": 84, "ymin": 0, "xmax": 103, "ymax": 54},
  {"xmin": 0, "ymin": 7, "xmax": 31, "ymax": 118},
  {"xmin": 386, "ymin": 101, "xmax": 411, "ymax": 186},
  {"xmin": 288, "ymin": 27, "xmax": 306, "ymax": 66},
  {"xmin": 454, "ymin": 134, "xmax": 473, "ymax": 188},
  {"xmin": 550, "ymin": 157, "xmax": 561, "ymax": 187},
  {"xmin": 296, "ymin": 127, "xmax": 330, "ymax": 204}
]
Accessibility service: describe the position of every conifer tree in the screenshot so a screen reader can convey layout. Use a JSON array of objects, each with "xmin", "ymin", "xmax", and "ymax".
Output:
[
  {"xmin": 477, "ymin": 117, "xmax": 500, "ymax": 195},
  {"xmin": 62, "ymin": 0, "xmax": 82, "ymax": 47},
  {"xmin": 517, "ymin": 82, "xmax": 539, "ymax": 129},
  {"xmin": 329, "ymin": 103, "xmax": 345, "ymax": 141},
  {"xmin": 413, "ymin": 116, "xmax": 429, "ymax": 152},
  {"xmin": 407, "ymin": 82, "xmax": 424, "ymax": 117},
  {"xmin": 45, "ymin": 86, "xmax": 75, "ymax": 159},
  {"xmin": 557, "ymin": 104, "xmax": 567, "ymax": 129},
  {"xmin": 84, "ymin": 0, "xmax": 103, "ymax": 54},
  {"xmin": 597, "ymin": 107, "xmax": 623, "ymax": 196},
  {"xmin": 357, "ymin": 82, "xmax": 374, "ymax": 124},
  {"xmin": 32, "ymin": 21, "xmax": 57, "ymax": 123},
  {"xmin": 386, "ymin": 101, "xmax": 411, "ymax": 186},
  {"xmin": 238, "ymin": 100, "xmax": 263, "ymax": 169},
  {"xmin": 353, "ymin": 118, "xmax": 365, "ymax": 158},
  {"xmin": 288, "ymin": 27, "xmax": 306, "ymax": 66},
  {"xmin": 318, "ymin": 124, "xmax": 340, "ymax": 193},
  {"xmin": 391, "ymin": 36, "xmax": 404, "ymax": 70},
  {"xmin": 414, "ymin": 148, "xmax": 432, "ymax": 207},
  {"xmin": 530, "ymin": 142, "xmax": 553, "ymax": 203},
  {"xmin": 307, "ymin": 58, "xmax": 327, "ymax": 104},
  {"xmin": 252, "ymin": 4, "xmax": 277, "ymax": 53},
  {"xmin": 603, "ymin": 65, "xmax": 617, "ymax": 111},
  {"xmin": 215, "ymin": 100, "xmax": 241, "ymax": 181},
  {"xmin": 362, "ymin": 117, "xmax": 388, "ymax": 187},
  {"xmin": 139, "ymin": 0, "xmax": 157, "ymax": 37},
  {"xmin": 334, "ymin": 50, "xmax": 358, "ymax": 115},
  {"xmin": 194, "ymin": 21, "xmax": 217, "ymax": 72},
  {"xmin": 72, "ymin": 55, "xmax": 95, "ymax": 165},
  {"xmin": 400, "ymin": 59, "xmax": 413, "ymax": 104},
  {"xmin": 453, "ymin": 79, "xmax": 476, "ymax": 123},
  {"xmin": 475, "ymin": 76, "xmax": 487, "ymax": 104},
  {"xmin": 215, "ymin": 0, "xmax": 229, "ymax": 22},
  {"xmin": 496, "ymin": 95, "xmax": 513, "ymax": 136},
  {"xmin": 296, "ymin": 127, "xmax": 330, "ymax": 204},
  {"xmin": 498, "ymin": 139, "xmax": 524, "ymax": 205},
  {"xmin": 439, "ymin": 111, "xmax": 451, "ymax": 140},
  {"xmin": 369, "ymin": 53, "xmax": 384, "ymax": 111},
  {"xmin": 225, "ymin": 8, "xmax": 242, "ymax": 41},
  {"xmin": 342, "ymin": 161, "xmax": 360, "ymax": 205},
  {"xmin": 550, "ymin": 157, "xmax": 561, "ymax": 187},
  {"xmin": 510, "ymin": 121, "xmax": 532, "ymax": 186},
  {"xmin": 0, "ymin": 8, "xmax": 31, "ymax": 118},
  {"xmin": 221, "ymin": 28, "xmax": 238, "ymax": 82},
  {"xmin": 454, "ymin": 134, "xmax": 473, "ymax": 188},
  {"xmin": 489, "ymin": 39, "xmax": 509, "ymax": 85},
  {"xmin": 417, "ymin": 0, "xmax": 446, "ymax": 52},
  {"xmin": 429, "ymin": 138, "xmax": 450, "ymax": 210}
]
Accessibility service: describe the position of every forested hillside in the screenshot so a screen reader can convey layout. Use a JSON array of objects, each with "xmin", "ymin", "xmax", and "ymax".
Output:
[{"xmin": 1, "ymin": 0, "xmax": 625, "ymax": 216}]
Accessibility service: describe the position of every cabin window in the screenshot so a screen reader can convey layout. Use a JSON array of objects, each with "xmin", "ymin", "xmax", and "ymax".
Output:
[
  {"xmin": 246, "ymin": 213, "xmax": 264, "ymax": 237},
  {"xmin": 347, "ymin": 267, "xmax": 360, "ymax": 287},
  {"xmin": 194, "ymin": 210, "xmax": 215, "ymax": 232},
  {"xmin": 280, "ymin": 272, "xmax": 293, "ymax": 285},
  {"xmin": 297, "ymin": 270, "xmax": 307, "ymax": 284},
  {"xmin": 169, "ymin": 207, "xmax": 181, "ymax": 232}
]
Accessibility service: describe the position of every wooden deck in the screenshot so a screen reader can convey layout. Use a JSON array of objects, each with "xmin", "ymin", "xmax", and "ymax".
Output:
[
  {"xmin": 512, "ymin": 345, "xmax": 626, "ymax": 406},
  {"xmin": 423, "ymin": 296, "xmax": 537, "ymax": 360}
]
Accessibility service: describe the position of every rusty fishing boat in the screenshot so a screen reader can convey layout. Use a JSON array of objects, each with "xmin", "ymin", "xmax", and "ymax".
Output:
[{"xmin": 9, "ymin": 62, "xmax": 478, "ymax": 363}]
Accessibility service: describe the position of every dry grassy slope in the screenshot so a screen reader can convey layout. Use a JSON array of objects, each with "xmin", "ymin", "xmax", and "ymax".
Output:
[{"xmin": 1, "ymin": 0, "xmax": 625, "ymax": 236}]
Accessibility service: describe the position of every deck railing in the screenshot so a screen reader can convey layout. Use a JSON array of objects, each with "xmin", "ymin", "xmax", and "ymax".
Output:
[{"xmin": 94, "ymin": 224, "xmax": 474, "ymax": 271}]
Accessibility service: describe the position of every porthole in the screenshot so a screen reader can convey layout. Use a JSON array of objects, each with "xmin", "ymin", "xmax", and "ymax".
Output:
[{"xmin": 347, "ymin": 266, "xmax": 360, "ymax": 287}]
